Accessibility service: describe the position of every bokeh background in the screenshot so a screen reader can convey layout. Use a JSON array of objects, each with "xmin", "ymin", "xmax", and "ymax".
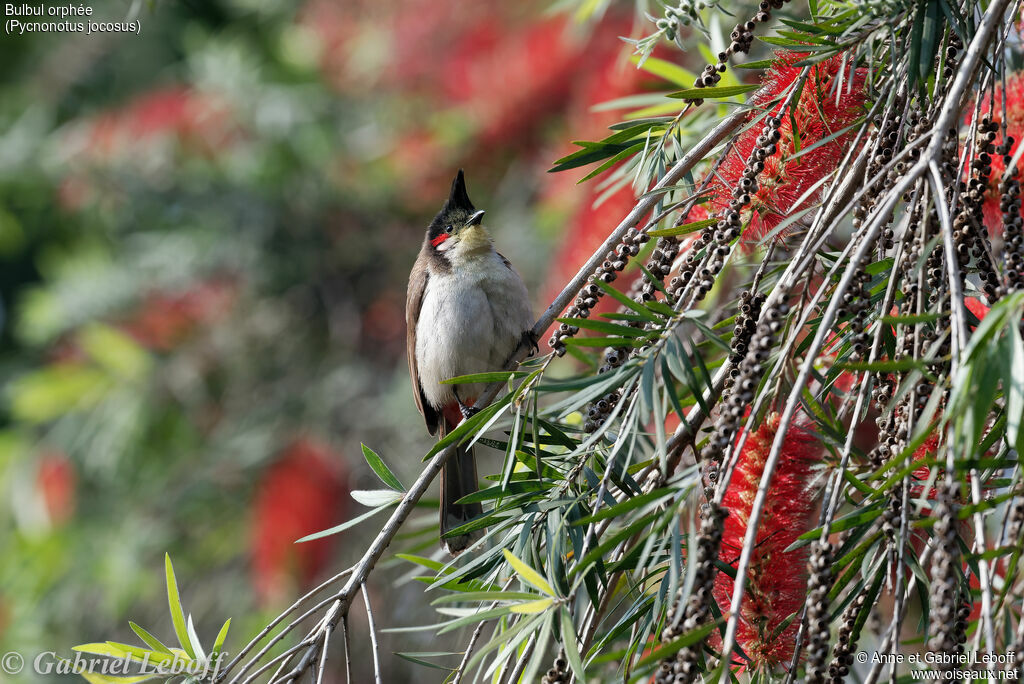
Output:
[{"xmin": 0, "ymin": 0, "xmax": 661, "ymax": 680}]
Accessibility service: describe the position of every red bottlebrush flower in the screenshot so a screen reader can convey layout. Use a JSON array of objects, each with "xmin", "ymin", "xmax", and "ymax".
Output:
[
  {"xmin": 121, "ymin": 277, "xmax": 237, "ymax": 352},
  {"xmin": 712, "ymin": 412, "xmax": 823, "ymax": 670},
  {"xmin": 64, "ymin": 86, "xmax": 234, "ymax": 162},
  {"xmin": 57, "ymin": 86, "xmax": 236, "ymax": 211},
  {"xmin": 250, "ymin": 438, "xmax": 348, "ymax": 605},
  {"xmin": 972, "ymin": 70, "xmax": 1024, "ymax": 231},
  {"xmin": 540, "ymin": 41, "xmax": 655, "ymax": 330},
  {"xmin": 965, "ymin": 296, "xmax": 990, "ymax": 321},
  {"xmin": 36, "ymin": 451, "xmax": 76, "ymax": 525},
  {"xmin": 697, "ymin": 52, "xmax": 867, "ymax": 242}
]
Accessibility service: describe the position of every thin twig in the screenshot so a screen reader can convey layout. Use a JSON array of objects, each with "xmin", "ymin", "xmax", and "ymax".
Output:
[{"xmin": 360, "ymin": 584, "xmax": 383, "ymax": 684}]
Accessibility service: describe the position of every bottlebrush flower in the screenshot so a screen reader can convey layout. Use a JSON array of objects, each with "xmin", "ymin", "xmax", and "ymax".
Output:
[
  {"xmin": 36, "ymin": 451, "xmax": 76, "ymax": 526},
  {"xmin": 540, "ymin": 36, "xmax": 654, "ymax": 326},
  {"xmin": 712, "ymin": 412, "xmax": 824, "ymax": 670},
  {"xmin": 250, "ymin": 438, "xmax": 348, "ymax": 605},
  {"xmin": 972, "ymin": 70, "xmax": 1024, "ymax": 231},
  {"xmin": 121, "ymin": 277, "xmax": 238, "ymax": 352},
  {"xmin": 58, "ymin": 86, "xmax": 236, "ymax": 210},
  {"xmin": 694, "ymin": 52, "xmax": 867, "ymax": 242}
]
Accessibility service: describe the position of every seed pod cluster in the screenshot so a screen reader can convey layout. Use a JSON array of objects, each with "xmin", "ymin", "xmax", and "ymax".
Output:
[
  {"xmin": 549, "ymin": 227, "xmax": 649, "ymax": 356},
  {"xmin": 642, "ymin": 236, "xmax": 683, "ymax": 302},
  {"xmin": 838, "ymin": 266, "xmax": 873, "ymax": 363},
  {"xmin": 541, "ymin": 650, "xmax": 570, "ymax": 684},
  {"xmin": 727, "ymin": 290, "xmax": 766, "ymax": 369},
  {"xmin": 927, "ymin": 481, "xmax": 964, "ymax": 662},
  {"xmin": 703, "ymin": 299, "xmax": 789, "ymax": 464},
  {"xmin": 940, "ymin": 35, "xmax": 963, "ymax": 83},
  {"xmin": 856, "ymin": 104, "xmax": 907, "ymax": 253},
  {"xmin": 900, "ymin": 203, "xmax": 928, "ymax": 302},
  {"xmin": 952, "ymin": 117, "xmax": 1000, "ymax": 301},
  {"xmin": 673, "ymin": 124, "xmax": 782, "ymax": 310},
  {"xmin": 827, "ymin": 589, "xmax": 867, "ymax": 683},
  {"xmin": 583, "ymin": 234, "xmax": 685, "ymax": 433},
  {"xmin": 688, "ymin": 0, "xmax": 792, "ymax": 107},
  {"xmin": 670, "ymin": 114, "xmax": 785, "ymax": 308},
  {"xmin": 668, "ymin": 222, "xmax": 717, "ymax": 303},
  {"xmin": 881, "ymin": 480, "xmax": 905, "ymax": 542},
  {"xmin": 805, "ymin": 540, "xmax": 834, "ymax": 684},
  {"xmin": 656, "ymin": 503, "xmax": 728, "ymax": 684},
  {"xmin": 998, "ymin": 137, "xmax": 1024, "ymax": 296}
]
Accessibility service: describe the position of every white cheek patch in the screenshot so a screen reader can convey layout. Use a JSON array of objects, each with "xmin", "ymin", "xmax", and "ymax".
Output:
[{"xmin": 435, "ymin": 239, "xmax": 452, "ymax": 252}]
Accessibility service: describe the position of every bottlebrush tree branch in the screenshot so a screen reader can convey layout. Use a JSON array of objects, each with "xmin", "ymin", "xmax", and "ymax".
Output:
[
  {"xmin": 208, "ymin": 106, "xmax": 751, "ymax": 684},
  {"xmin": 715, "ymin": 0, "xmax": 1017, "ymax": 674}
]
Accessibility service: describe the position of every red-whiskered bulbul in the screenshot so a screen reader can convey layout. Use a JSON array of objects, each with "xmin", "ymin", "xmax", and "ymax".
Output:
[{"xmin": 406, "ymin": 170, "xmax": 535, "ymax": 554}]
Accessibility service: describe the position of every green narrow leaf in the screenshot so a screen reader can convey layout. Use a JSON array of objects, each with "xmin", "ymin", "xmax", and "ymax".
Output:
[
  {"xmin": 919, "ymin": 0, "xmax": 943, "ymax": 83},
  {"xmin": 394, "ymin": 652, "xmax": 458, "ymax": 671},
  {"xmin": 592, "ymin": 280, "xmax": 659, "ymax": 321},
  {"xmin": 560, "ymin": 608, "xmax": 585, "ymax": 679},
  {"xmin": 74, "ymin": 643, "xmax": 173, "ymax": 667},
  {"xmin": 164, "ymin": 555, "xmax": 196, "ymax": 660},
  {"xmin": 734, "ymin": 59, "xmax": 775, "ymax": 70},
  {"xmin": 503, "ymin": 549, "xmax": 557, "ymax": 597},
  {"xmin": 574, "ymin": 487, "xmax": 674, "ymax": 525},
  {"xmin": 296, "ymin": 505, "xmax": 391, "ymax": 542},
  {"xmin": 509, "ymin": 597, "xmax": 554, "ymax": 614},
  {"xmin": 431, "ymin": 591, "xmax": 541, "ymax": 605},
  {"xmin": 1004, "ymin": 324, "xmax": 1024, "ymax": 455},
  {"xmin": 211, "ymin": 618, "xmax": 231, "ymax": 660},
  {"xmin": 648, "ymin": 218, "xmax": 717, "ymax": 238},
  {"xmin": 907, "ymin": 0, "xmax": 926, "ymax": 87},
  {"xmin": 362, "ymin": 444, "xmax": 405, "ymax": 491},
  {"xmin": 128, "ymin": 622, "xmax": 173, "ymax": 656},
  {"xmin": 556, "ymin": 317, "xmax": 652, "ymax": 337},
  {"xmin": 564, "ymin": 336, "xmax": 647, "ymax": 348},
  {"xmin": 439, "ymin": 371, "xmax": 524, "ymax": 385},
  {"xmin": 633, "ymin": 622, "xmax": 718, "ymax": 668},
  {"xmin": 668, "ymin": 84, "xmax": 760, "ymax": 100},
  {"xmin": 421, "ymin": 394, "xmax": 513, "ymax": 461}
]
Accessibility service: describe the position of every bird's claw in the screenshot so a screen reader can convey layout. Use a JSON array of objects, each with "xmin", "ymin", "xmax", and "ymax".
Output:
[
  {"xmin": 521, "ymin": 330, "xmax": 540, "ymax": 356},
  {"xmin": 460, "ymin": 403, "xmax": 480, "ymax": 420}
]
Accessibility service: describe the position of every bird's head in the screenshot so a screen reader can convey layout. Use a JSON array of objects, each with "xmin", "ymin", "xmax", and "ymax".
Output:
[{"xmin": 426, "ymin": 170, "xmax": 490, "ymax": 257}]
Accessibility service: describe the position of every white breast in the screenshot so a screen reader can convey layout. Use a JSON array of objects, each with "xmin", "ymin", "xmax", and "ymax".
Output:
[{"xmin": 415, "ymin": 250, "xmax": 533, "ymax": 411}]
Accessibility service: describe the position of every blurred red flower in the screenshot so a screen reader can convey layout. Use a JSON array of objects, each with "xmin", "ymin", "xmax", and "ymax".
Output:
[
  {"xmin": 251, "ymin": 438, "xmax": 348, "ymax": 605},
  {"xmin": 122, "ymin": 277, "xmax": 237, "ymax": 352},
  {"xmin": 64, "ymin": 86, "xmax": 235, "ymax": 162},
  {"xmin": 58, "ymin": 86, "xmax": 236, "ymax": 210},
  {"xmin": 36, "ymin": 450, "xmax": 76, "ymax": 525},
  {"xmin": 540, "ymin": 34, "xmax": 655, "ymax": 325},
  {"xmin": 712, "ymin": 412, "xmax": 822, "ymax": 670},
  {"xmin": 694, "ymin": 52, "xmax": 867, "ymax": 242}
]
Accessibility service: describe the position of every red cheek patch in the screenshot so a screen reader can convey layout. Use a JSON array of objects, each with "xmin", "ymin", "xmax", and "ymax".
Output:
[{"xmin": 431, "ymin": 233, "xmax": 450, "ymax": 248}]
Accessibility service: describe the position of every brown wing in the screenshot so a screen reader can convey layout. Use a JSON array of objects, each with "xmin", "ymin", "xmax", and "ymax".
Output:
[{"xmin": 406, "ymin": 256, "xmax": 440, "ymax": 435}]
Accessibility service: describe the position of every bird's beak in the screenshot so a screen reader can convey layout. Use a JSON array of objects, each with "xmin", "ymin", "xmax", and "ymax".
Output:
[{"xmin": 467, "ymin": 210, "xmax": 485, "ymax": 226}]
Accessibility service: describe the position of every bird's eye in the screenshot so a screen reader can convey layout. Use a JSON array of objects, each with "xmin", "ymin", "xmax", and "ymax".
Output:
[{"xmin": 446, "ymin": 225, "xmax": 454, "ymax": 233}]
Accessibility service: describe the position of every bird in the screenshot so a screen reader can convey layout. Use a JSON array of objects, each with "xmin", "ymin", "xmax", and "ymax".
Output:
[{"xmin": 406, "ymin": 169, "xmax": 535, "ymax": 554}]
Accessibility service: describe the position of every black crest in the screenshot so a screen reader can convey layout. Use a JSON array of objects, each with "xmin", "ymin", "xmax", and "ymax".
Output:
[
  {"xmin": 427, "ymin": 169, "xmax": 476, "ymax": 243},
  {"xmin": 447, "ymin": 169, "xmax": 475, "ymax": 213}
]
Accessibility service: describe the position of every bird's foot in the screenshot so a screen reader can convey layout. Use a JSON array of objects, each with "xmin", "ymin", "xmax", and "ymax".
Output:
[
  {"xmin": 521, "ymin": 329, "xmax": 540, "ymax": 356},
  {"xmin": 459, "ymin": 402, "xmax": 480, "ymax": 420}
]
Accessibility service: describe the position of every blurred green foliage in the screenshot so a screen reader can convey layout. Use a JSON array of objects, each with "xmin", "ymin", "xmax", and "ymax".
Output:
[{"xmin": 0, "ymin": 0, "xmax": 602, "ymax": 679}]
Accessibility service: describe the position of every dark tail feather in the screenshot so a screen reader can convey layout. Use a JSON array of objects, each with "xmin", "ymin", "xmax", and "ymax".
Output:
[{"xmin": 439, "ymin": 421, "xmax": 483, "ymax": 554}]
